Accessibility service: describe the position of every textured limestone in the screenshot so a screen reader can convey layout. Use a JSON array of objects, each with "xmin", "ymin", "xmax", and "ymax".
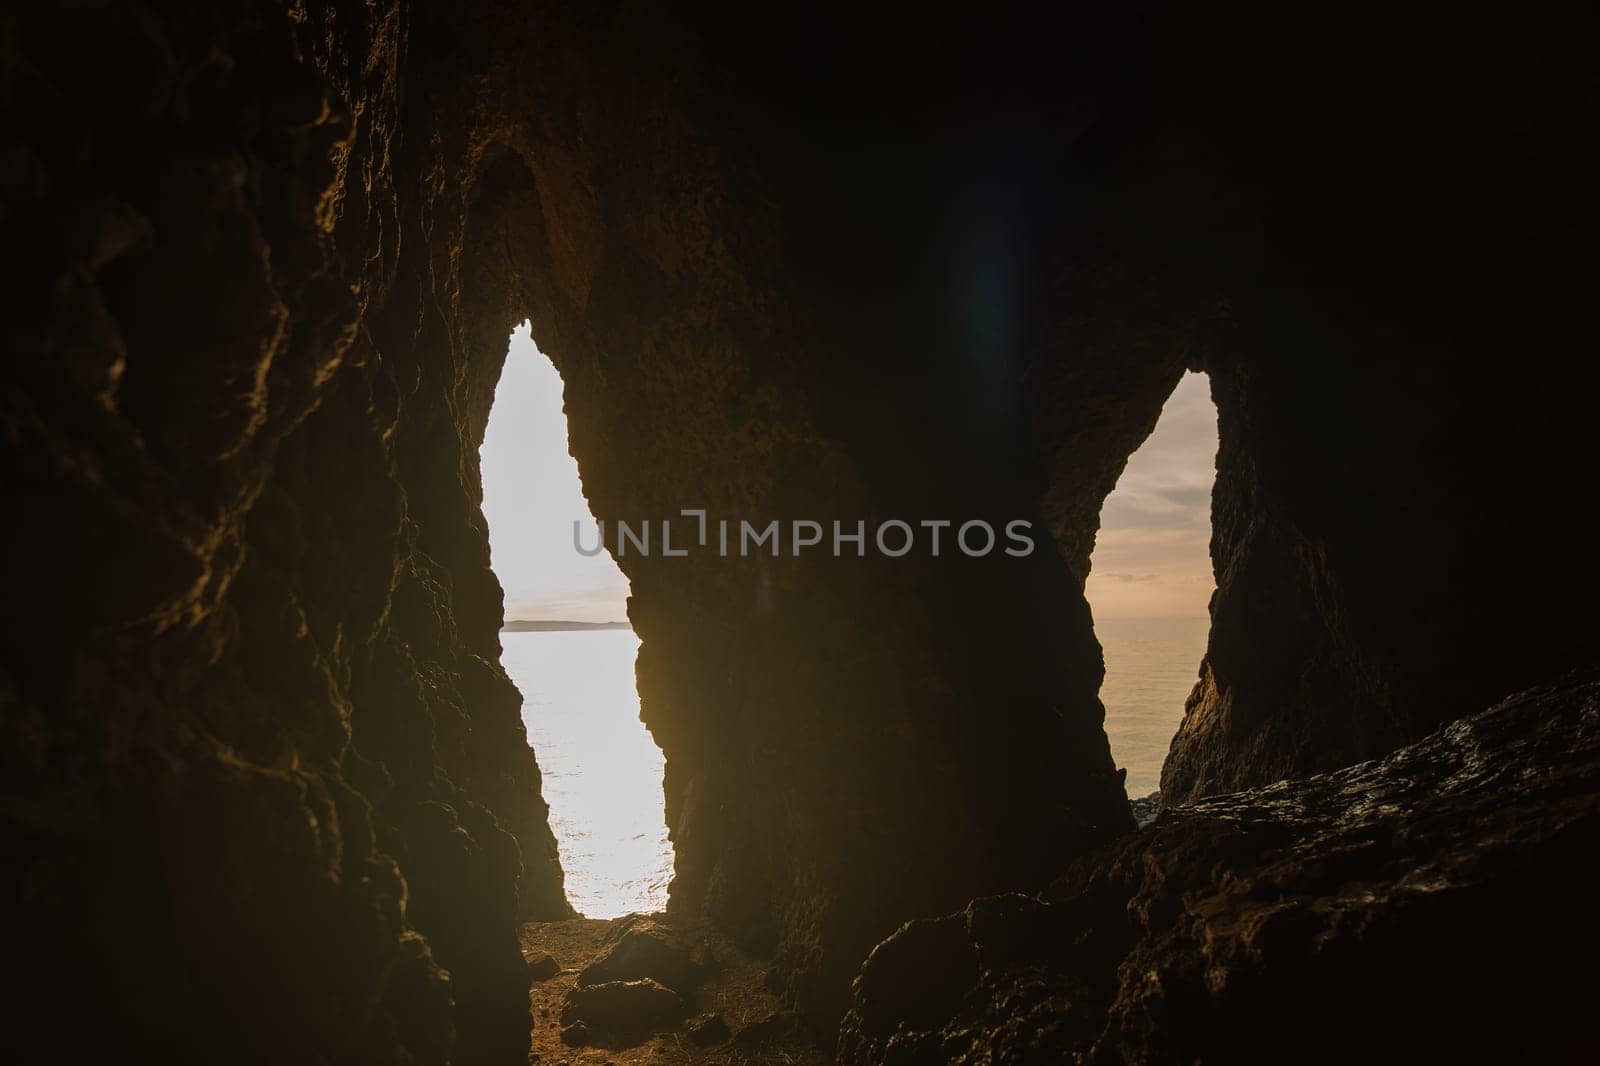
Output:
[
  {"xmin": 4, "ymin": 3, "xmax": 1134, "ymax": 1057},
  {"xmin": 2, "ymin": 3, "xmax": 565, "ymax": 1062},
  {"xmin": 3, "ymin": 2, "xmax": 1595, "ymax": 1063},
  {"xmin": 577, "ymin": 919, "xmax": 705, "ymax": 995},
  {"xmin": 839, "ymin": 672, "xmax": 1600, "ymax": 1063},
  {"xmin": 1019, "ymin": 4, "xmax": 1599, "ymax": 807}
]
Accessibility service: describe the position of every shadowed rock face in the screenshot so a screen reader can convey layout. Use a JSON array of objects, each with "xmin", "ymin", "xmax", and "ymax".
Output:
[
  {"xmin": 2, "ymin": 1, "xmax": 1595, "ymax": 1063},
  {"xmin": 1020, "ymin": 4, "xmax": 1600, "ymax": 807},
  {"xmin": 2, "ymin": 3, "xmax": 563, "ymax": 1063},
  {"xmin": 2, "ymin": 3, "xmax": 1129, "ymax": 1058},
  {"xmin": 839, "ymin": 672, "xmax": 1600, "ymax": 1063},
  {"xmin": 460, "ymin": 9, "xmax": 1140, "ymax": 1030}
]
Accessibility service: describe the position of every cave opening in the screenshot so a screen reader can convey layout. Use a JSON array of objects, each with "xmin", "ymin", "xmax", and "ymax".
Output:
[
  {"xmin": 480, "ymin": 322, "xmax": 674, "ymax": 918},
  {"xmin": 1085, "ymin": 371, "xmax": 1219, "ymax": 808}
]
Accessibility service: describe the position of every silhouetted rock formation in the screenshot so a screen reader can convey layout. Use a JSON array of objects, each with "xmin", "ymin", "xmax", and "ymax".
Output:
[
  {"xmin": 1018, "ymin": 5, "xmax": 1599, "ymax": 809},
  {"xmin": 839, "ymin": 672, "xmax": 1600, "ymax": 1063},
  {"xmin": 3, "ymin": 3, "xmax": 569, "ymax": 1062},
  {"xmin": 3, "ymin": 2, "xmax": 1595, "ymax": 1064},
  {"xmin": 577, "ymin": 917, "xmax": 707, "ymax": 995}
]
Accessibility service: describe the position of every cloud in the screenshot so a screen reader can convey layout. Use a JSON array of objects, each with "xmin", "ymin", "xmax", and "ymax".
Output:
[
  {"xmin": 483, "ymin": 326, "xmax": 633, "ymax": 624},
  {"xmin": 1086, "ymin": 372, "xmax": 1218, "ymax": 620}
]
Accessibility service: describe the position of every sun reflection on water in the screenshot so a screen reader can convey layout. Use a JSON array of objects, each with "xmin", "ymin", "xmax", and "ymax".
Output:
[{"xmin": 503, "ymin": 628, "xmax": 672, "ymax": 918}]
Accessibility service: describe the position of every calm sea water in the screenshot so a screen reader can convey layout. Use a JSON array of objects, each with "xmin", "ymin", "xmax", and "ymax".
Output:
[
  {"xmin": 1097, "ymin": 615, "xmax": 1209, "ymax": 797},
  {"xmin": 503, "ymin": 617, "xmax": 1204, "ymax": 916},
  {"xmin": 502, "ymin": 629, "xmax": 672, "ymax": 918}
]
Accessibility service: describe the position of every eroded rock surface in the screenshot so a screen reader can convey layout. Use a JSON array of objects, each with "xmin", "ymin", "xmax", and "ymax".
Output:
[
  {"xmin": 4, "ymin": 2, "xmax": 1595, "ymax": 1062},
  {"xmin": 1017, "ymin": 3, "xmax": 1599, "ymax": 809},
  {"xmin": 840, "ymin": 673, "xmax": 1600, "ymax": 1063},
  {"xmin": 578, "ymin": 917, "xmax": 708, "ymax": 995},
  {"xmin": 3, "ymin": 2, "xmax": 570, "ymax": 1062}
]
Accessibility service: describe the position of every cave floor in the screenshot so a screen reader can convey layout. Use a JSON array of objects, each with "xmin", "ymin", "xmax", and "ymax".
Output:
[{"xmin": 521, "ymin": 916, "xmax": 828, "ymax": 1065}]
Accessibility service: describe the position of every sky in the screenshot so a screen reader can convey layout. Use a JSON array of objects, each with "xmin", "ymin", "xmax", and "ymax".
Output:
[
  {"xmin": 481, "ymin": 324, "xmax": 631, "ymax": 623},
  {"xmin": 1082, "ymin": 372, "xmax": 1219, "ymax": 620},
  {"xmin": 482, "ymin": 325, "xmax": 1217, "ymax": 624}
]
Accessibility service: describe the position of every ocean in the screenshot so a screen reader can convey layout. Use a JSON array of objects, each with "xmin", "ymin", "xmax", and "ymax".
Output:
[
  {"xmin": 502, "ymin": 629, "xmax": 672, "ymax": 919},
  {"xmin": 503, "ymin": 616, "xmax": 1206, "ymax": 916},
  {"xmin": 1095, "ymin": 614, "xmax": 1209, "ymax": 798}
]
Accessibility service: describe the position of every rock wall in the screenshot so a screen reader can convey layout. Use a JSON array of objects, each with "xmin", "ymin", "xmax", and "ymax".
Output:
[
  {"xmin": 3, "ymin": 2, "xmax": 1595, "ymax": 1063},
  {"xmin": 465, "ymin": 7, "xmax": 1138, "ymax": 1029},
  {"xmin": 3, "ymin": 1, "xmax": 1137, "ymax": 1056},
  {"xmin": 1022, "ymin": 2, "xmax": 1599, "ymax": 804},
  {"xmin": 2, "ymin": 2, "xmax": 563, "ymax": 1061},
  {"xmin": 839, "ymin": 671, "xmax": 1600, "ymax": 1062}
]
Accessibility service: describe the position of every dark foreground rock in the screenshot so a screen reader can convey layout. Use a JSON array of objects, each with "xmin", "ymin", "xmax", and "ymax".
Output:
[
  {"xmin": 840, "ymin": 672, "xmax": 1600, "ymax": 1064},
  {"xmin": 578, "ymin": 917, "xmax": 705, "ymax": 994},
  {"xmin": 560, "ymin": 978, "xmax": 684, "ymax": 1038}
]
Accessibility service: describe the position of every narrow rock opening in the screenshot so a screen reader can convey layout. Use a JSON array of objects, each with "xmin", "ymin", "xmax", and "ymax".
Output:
[
  {"xmin": 1085, "ymin": 371, "xmax": 1219, "ymax": 816},
  {"xmin": 481, "ymin": 323, "xmax": 673, "ymax": 918}
]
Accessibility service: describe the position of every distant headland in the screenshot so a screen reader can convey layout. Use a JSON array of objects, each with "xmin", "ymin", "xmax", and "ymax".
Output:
[{"xmin": 501, "ymin": 619, "xmax": 632, "ymax": 632}]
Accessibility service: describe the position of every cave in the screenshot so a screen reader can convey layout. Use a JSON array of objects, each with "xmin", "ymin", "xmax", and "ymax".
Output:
[
  {"xmin": 481, "ymin": 323, "xmax": 671, "ymax": 921},
  {"xmin": 1086, "ymin": 370, "xmax": 1217, "ymax": 814},
  {"xmin": 3, "ymin": 4, "xmax": 1596, "ymax": 1065}
]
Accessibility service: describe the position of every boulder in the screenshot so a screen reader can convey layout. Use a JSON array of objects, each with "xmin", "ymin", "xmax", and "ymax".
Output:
[
  {"xmin": 523, "ymin": 952, "xmax": 560, "ymax": 982},
  {"xmin": 577, "ymin": 924, "xmax": 703, "ymax": 994},
  {"xmin": 839, "ymin": 674, "xmax": 1600, "ymax": 1063},
  {"xmin": 560, "ymin": 979, "xmax": 684, "ymax": 1037}
]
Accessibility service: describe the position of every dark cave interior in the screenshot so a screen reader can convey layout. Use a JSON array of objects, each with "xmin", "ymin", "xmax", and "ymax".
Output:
[{"xmin": 2, "ymin": 2, "xmax": 1596, "ymax": 1063}]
